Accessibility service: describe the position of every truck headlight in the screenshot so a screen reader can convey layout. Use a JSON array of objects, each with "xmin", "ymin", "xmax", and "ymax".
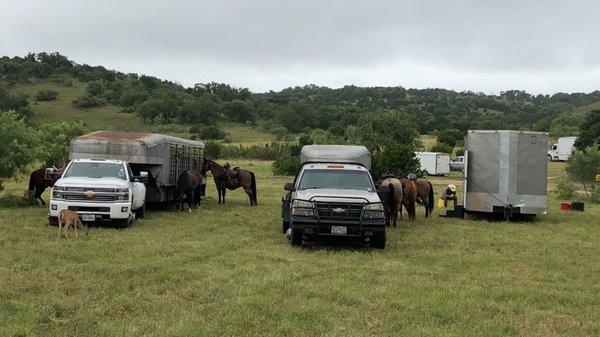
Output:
[
  {"xmin": 52, "ymin": 186, "xmax": 65, "ymax": 200},
  {"xmin": 116, "ymin": 188, "xmax": 129, "ymax": 201},
  {"xmin": 292, "ymin": 200, "xmax": 315, "ymax": 216},
  {"xmin": 364, "ymin": 203, "xmax": 385, "ymax": 219}
]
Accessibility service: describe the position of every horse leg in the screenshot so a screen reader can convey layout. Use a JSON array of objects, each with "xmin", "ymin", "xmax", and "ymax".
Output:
[{"xmin": 245, "ymin": 187, "xmax": 253, "ymax": 206}]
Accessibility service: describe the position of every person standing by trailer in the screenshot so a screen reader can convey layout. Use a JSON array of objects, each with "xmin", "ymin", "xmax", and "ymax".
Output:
[{"xmin": 441, "ymin": 184, "xmax": 457, "ymax": 207}]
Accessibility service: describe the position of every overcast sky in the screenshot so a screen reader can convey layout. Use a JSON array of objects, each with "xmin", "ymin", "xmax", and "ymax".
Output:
[{"xmin": 1, "ymin": 0, "xmax": 599, "ymax": 94}]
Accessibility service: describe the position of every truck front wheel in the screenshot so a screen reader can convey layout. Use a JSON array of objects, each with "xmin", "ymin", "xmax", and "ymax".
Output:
[
  {"xmin": 135, "ymin": 203, "xmax": 146, "ymax": 220},
  {"xmin": 290, "ymin": 229, "xmax": 302, "ymax": 246},
  {"xmin": 49, "ymin": 216, "xmax": 58, "ymax": 226},
  {"xmin": 282, "ymin": 221, "xmax": 289, "ymax": 234},
  {"xmin": 371, "ymin": 234, "xmax": 386, "ymax": 249},
  {"xmin": 115, "ymin": 219, "xmax": 130, "ymax": 228}
]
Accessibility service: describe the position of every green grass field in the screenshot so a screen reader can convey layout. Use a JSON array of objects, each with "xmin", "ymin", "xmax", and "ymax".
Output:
[{"xmin": 1, "ymin": 161, "xmax": 598, "ymax": 337}]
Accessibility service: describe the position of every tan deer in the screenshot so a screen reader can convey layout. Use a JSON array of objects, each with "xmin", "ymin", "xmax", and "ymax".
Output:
[{"xmin": 58, "ymin": 209, "xmax": 88, "ymax": 238}]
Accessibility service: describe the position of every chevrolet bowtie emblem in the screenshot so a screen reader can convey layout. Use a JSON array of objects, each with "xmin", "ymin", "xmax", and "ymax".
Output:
[
  {"xmin": 85, "ymin": 191, "xmax": 94, "ymax": 198},
  {"xmin": 332, "ymin": 207, "xmax": 345, "ymax": 213}
]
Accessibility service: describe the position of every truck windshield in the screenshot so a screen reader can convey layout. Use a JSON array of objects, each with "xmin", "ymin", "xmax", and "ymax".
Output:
[
  {"xmin": 298, "ymin": 169, "xmax": 374, "ymax": 191},
  {"xmin": 63, "ymin": 162, "xmax": 126, "ymax": 180}
]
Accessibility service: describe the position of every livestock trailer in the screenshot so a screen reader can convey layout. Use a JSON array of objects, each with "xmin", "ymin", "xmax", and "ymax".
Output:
[
  {"xmin": 69, "ymin": 131, "xmax": 205, "ymax": 203},
  {"xmin": 415, "ymin": 151, "xmax": 450, "ymax": 176},
  {"xmin": 463, "ymin": 130, "xmax": 548, "ymax": 219}
]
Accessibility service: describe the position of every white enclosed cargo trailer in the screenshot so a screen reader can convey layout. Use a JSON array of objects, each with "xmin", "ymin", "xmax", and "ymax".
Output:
[
  {"xmin": 69, "ymin": 131, "xmax": 205, "ymax": 203},
  {"xmin": 464, "ymin": 130, "xmax": 548, "ymax": 219},
  {"xmin": 416, "ymin": 151, "xmax": 450, "ymax": 176}
]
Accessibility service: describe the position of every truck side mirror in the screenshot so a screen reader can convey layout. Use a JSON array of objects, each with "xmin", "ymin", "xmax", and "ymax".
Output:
[
  {"xmin": 284, "ymin": 182, "xmax": 295, "ymax": 191},
  {"xmin": 133, "ymin": 171, "xmax": 149, "ymax": 183}
]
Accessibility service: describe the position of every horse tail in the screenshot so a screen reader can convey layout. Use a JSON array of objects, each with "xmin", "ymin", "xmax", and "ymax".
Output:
[
  {"xmin": 428, "ymin": 181, "xmax": 434, "ymax": 212},
  {"xmin": 250, "ymin": 171, "xmax": 257, "ymax": 205}
]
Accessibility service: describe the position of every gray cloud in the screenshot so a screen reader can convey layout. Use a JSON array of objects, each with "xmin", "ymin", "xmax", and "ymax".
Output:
[{"xmin": 1, "ymin": 0, "xmax": 599, "ymax": 93}]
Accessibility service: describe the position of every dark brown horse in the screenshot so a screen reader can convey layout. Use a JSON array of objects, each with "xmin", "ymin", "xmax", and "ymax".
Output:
[
  {"xmin": 28, "ymin": 167, "xmax": 63, "ymax": 206},
  {"xmin": 400, "ymin": 178, "xmax": 417, "ymax": 221},
  {"xmin": 175, "ymin": 170, "xmax": 203, "ymax": 212},
  {"xmin": 201, "ymin": 159, "xmax": 230, "ymax": 204},
  {"xmin": 201, "ymin": 159, "xmax": 257, "ymax": 206},
  {"xmin": 377, "ymin": 176, "xmax": 404, "ymax": 227},
  {"xmin": 414, "ymin": 178, "xmax": 434, "ymax": 217}
]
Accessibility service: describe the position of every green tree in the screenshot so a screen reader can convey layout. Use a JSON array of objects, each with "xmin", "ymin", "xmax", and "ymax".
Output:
[
  {"xmin": 356, "ymin": 109, "xmax": 420, "ymax": 153},
  {"xmin": 372, "ymin": 144, "xmax": 420, "ymax": 178},
  {"xmin": 549, "ymin": 113, "xmax": 581, "ymax": 138},
  {"xmin": 437, "ymin": 128, "xmax": 463, "ymax": 147},
  {"xmin": 36, "ymin": 121, "xmax": 89, "ymax": 167},
  {"xmin": 574, "ymin": 110, "xmax": 600, "ymax": 149},
  {"xmin": 222, "ymin": 99, "xmax": 254, "ymax": 123},
  {"xmin": 0, "ymin": 111, "xmax": 37, "ymax": 190},
  {"xmin": 565, "ymin": 147, "xmax": 600, "ymax": 200}
]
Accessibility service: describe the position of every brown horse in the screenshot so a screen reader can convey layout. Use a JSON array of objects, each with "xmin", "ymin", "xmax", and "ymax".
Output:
[
  {"xmin": 28, "ymin": 167, "xmax": 63, "ymax": 206},
  {"xmin": 414, "ymin": 178, "xmax": 434, "ymax": 217},
  {"xmin": 202, "ymin": 159, "xmax": 258, "ymax": 206},
  {"xmin": 400, "ymin": 178, "xmax": 417, "ymax": 221},
  {"xmin": 175, "ymin": 170, "xmax": 203, "ymax": 212},
  {"xmin": 377, "ymin": 176, "xmax": 404, "ymax": 227},
  {"xmin": 222, "ymin": 163, "xmax": 258, "ymax": 206}
]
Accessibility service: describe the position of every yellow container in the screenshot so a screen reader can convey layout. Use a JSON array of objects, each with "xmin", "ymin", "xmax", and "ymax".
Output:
[{"xmin": 437, "ymin": 199, "xmax": 446, "ymax": 208}]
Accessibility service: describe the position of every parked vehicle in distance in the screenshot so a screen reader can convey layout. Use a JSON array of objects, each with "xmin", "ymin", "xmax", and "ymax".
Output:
[
  {"xmin": 548, "ymin": 136, "xmax": 577, "ymax": 161},
  {"xmin": 281, "ymin": 145, "xmax": 387, "ymax": 249},
  {"xmin": 450, "ymin": 156, "xmax": 465, "ymax": 171},
  {"xmin": 416, "ymin": 151, "xmax": 450, "ymax": 176},
  {"xmin": 48, "ymin": 158, "xmax": 148, "ymax": 227}
]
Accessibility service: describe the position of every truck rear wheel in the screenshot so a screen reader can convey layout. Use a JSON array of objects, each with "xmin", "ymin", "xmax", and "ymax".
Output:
[{"xmin": 290, "ymin": 229, "xmax": 302, "ymax": 246}]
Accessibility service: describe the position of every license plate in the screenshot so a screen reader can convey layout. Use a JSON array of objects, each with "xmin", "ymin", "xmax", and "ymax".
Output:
[
  {"xmin": 331, "ymin": 226, "xmax": 347, "ymax": 235},
  {"xmin": 81, "ymin": 214, "xmax": 95, "ymax": 221}
]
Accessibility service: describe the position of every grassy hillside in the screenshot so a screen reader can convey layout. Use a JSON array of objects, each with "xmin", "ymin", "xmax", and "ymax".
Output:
[
  {"xmin": 15, "ymin": 81, "xmax": 146, "ymax": 131},
  {"xmin": 0, "ymin": 161, "xmax": 598, "ymax": 336},
  {"xmin": 12, "ymin": 80, "xmax": 279, "ymax": 143}
]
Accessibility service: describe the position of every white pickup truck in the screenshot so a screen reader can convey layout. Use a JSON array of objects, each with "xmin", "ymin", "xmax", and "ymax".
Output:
[{"xmin": 48, "ymin": 158, "xmax": 148, "ymax": 227}]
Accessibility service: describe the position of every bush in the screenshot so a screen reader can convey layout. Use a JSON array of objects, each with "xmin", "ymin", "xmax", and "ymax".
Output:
[
  {"xmin": 430, "ymin": 143, "xmax": 453, "ymax": 154},
  {"xmin": 72, "ymin": 95, "xmax": 107, "ymax": 108},
  {"xmin": 204, "ymin": 141, "xmax": 222, "ymax": 159},
  {"xmin": 34, "ymin": 89, "xmax": 58, "ymax": 101},
  {"xmin": 190, "ymin": 125, "xmax": 228, "ymax": 140},
  {"xmin": 272, "ymin": 154, "xmax": 300, "ymax": 176},
  {"xmin": 554, "ymin": 179, "xmax": 577, "ymax": 200}
]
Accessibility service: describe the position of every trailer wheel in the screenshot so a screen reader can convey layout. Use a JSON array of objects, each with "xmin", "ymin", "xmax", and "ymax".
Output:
[
  {"xmin": 547, "ymin": 154, "xmax": 552, "ymax": 161},
  {"xmin": 290, "ymin": 229, "xmax": 302, "ymax": 246}
]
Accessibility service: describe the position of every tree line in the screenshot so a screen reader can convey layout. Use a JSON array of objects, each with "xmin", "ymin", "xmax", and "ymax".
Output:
[{"xmin": 1, "ymin": 53, "xmax": 599, "ymax": 197}]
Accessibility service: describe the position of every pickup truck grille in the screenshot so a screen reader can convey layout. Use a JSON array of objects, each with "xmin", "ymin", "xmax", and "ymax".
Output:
[
  {"xmin": 315, "ymin": 202, "xmax": 363, "ymax": 220},
  {"xmin": 61, "ymin": 187, "xmax": 124, "ymax": 203}
]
